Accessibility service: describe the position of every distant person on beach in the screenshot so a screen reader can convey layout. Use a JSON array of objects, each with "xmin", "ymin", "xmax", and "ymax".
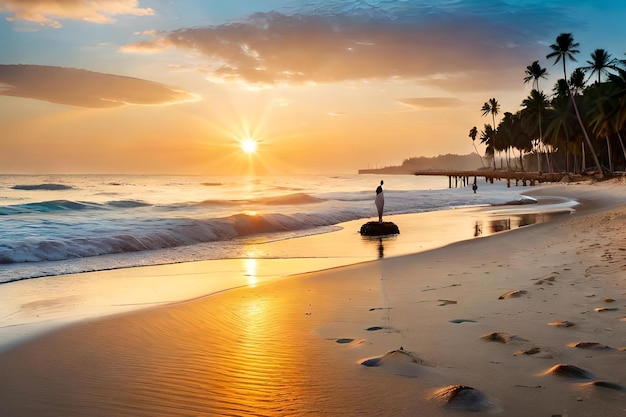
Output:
[{"xmin": 375, "ymin": 180, "xmax": 384, "ymax": 222}]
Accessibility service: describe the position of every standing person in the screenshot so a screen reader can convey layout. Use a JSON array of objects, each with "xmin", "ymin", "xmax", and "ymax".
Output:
[{"xmin": 375, "ymin": 180, "xmax": 384, "ymax": 222}]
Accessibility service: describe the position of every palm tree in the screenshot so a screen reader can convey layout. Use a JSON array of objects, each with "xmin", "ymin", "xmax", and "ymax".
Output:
[
  {"xmin": 481, "ymin": 98, "xmax": 500, "ymax": 167},
  {"xmin": 522, "ymin": 61, "xmax": 549, "ymax": 171},
  {"xmin": 546, "ymin": 33, "xmax": 603, "ymax": 177},
  {"xmin": 521, "ymin": 89, "xmax": 550, "ymax": 171},
  {"xmin": 588, "ymin": 68, "xmax": 626, "ymax": 169},
  {"xmin": 523, "ymin": 61, "xmax": 548, "ymax": 90},
  {"xmin": 494, "ymin": 113, "xmax": 513, "ymax": 170},
  {"xmin": 586, "ymin": 82, "xmax": 618, "ymax": 172},
  {"xmin": 608, "ymin": 67, "xmax": 626, "ymax": 133},
  {"xmin": 609, "ymin": 73, "xmax": 626, "ymax": 168},
  {"xmin": 496, "ymin": 112, "xmax": 530, "ymax": 171},
  {"xmin": 468, "ymin": 126, "xmax": 485, "ymax": 167},
  {"xmin": 569, "ymin": 68, "xmax": 613, "ymax": 172},
  {"xmin": 582, "ymin": 48, "xmax": 619, "ymax": 84},
  {"xmin": 481, "ymin": 98, "xmax": 500, "ymax": 128},
  {"xmin": 546, "ymin": 80, "xmax": 578, "ymax": 173},
  {"xmin": 480, "ymin": 124, "xmax": 496, "ymax": 170},
  {"xmin": 547, "ymin": 33, "xmax": 580, "ymax": 84},
  {"xmin": 569, "ymin": 68, "xmax": 587, "ymax": 93},
  {"xmin": 508, "ymin": 111, "xmax": 533, "ymax": 171},
  {"xmin": 544, "ymin": 85, "xmax": 585, "ymax": 173}
]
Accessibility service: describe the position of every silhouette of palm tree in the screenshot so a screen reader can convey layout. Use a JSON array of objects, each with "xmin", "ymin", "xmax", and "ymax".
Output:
[
  {"xmin": 582, "ymin": 48, "xmax": 619, "ymax": 84},
  {"xmin": 481, "ymin": 98, "xmax": 500, "ymax": 128},
  {"xmin": 468, "ymin": 126, "xmax": 485, "ymax": 167},
  {"xmin": 481, "ymin": 98, "xmax": 500, "ymax": 168},
  {"xmin": 523, "ymin": 61, "xmax": 548, "ymax": 91},
  {"xmin": 547, "ymin": 33, "xmax": 603, "ymax": 177}
]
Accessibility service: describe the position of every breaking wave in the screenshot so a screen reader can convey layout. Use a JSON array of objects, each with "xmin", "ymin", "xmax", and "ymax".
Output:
[{"xmin": 0, "ymin": 210, "xmax": 361, "ymax": 264}]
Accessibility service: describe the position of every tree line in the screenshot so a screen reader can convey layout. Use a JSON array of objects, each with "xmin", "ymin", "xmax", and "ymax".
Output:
[{"xmin": 469, "ymin": 33, "xmax": 626, "ymax": 178}]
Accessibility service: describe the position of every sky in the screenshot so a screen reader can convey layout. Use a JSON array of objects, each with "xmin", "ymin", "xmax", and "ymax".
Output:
[{"xmin": 1, "ymin": 0, "xmax": 625, "ymax": 175}]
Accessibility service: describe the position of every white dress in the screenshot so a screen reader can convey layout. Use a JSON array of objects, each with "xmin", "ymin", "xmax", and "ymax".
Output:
[{"xmin": 375, "ymin": 191, "xmax": 384, "ymax": 219}]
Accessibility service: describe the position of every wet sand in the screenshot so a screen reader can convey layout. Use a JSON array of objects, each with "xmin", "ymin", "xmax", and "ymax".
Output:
[{"xmin": 0, "ymin": 179, "xmax": 625, "ymax": 416}]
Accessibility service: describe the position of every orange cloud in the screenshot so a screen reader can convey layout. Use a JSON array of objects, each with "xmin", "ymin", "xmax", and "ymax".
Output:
[
  {"xmin": 126, "ymin": 10, "xmax": 548, "ymax": 91},
  {"xmin": 0, "ymin": 0, "xmax": 153, "ymax": 28},
  {"xmin": 119, "ymin": 39, "xmax": 165, "ymax": 54},
  {"xmin": 0, "ymin": 64, "xmax": 196, "ymax": 108}
]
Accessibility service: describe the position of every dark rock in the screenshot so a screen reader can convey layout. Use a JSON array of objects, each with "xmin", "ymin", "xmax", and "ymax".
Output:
[{"xmin": 359, "ymin": 221, "xmax": 399, "ymax": 236}]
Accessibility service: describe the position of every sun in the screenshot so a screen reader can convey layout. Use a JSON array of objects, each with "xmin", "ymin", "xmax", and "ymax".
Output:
[{"xmin": 240, "ymin": 138, "xmax": 258, "ymax": 154}]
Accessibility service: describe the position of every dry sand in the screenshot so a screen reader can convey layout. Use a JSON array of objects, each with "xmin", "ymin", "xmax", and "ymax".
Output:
[{"xmin": 0, "ymin": 179, "xmax": 625, "ymax": 416}]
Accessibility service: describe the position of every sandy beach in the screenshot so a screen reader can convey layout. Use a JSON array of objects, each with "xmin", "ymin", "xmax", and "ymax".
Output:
[{"xmin": 0, "ymin": 179, "xmax": 625, "ymax": 416}]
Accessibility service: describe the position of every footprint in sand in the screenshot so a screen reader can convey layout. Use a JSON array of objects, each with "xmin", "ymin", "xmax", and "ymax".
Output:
[
  {"xmin": 582, "ymin": 381, "xmax": 626, "ymax": 392},
  {"xmin": 365, "ymin": 326, "xmax": 384, "ymax": 331},
  {"xmin": 359, "ymin": 348, "xmax": 429, "ymax": 366},
  {"xmin": 481, "ymin": 332, "xmax": 527, "ymax": 344},
  {"xmin": 498, "ymin": 290, "xmax": 527, "ymax": 299},
  {"xmin": 335, "ymin": 338, "xmax": 365, "ymax": 346},
  {"xmin": 358, "ymin": 346, "xmax": 434, "ymax": 370},
  {"xmin": 542, "ymin": 365, "xmax": 626, "ymax": 391},
  {"xmin": 359, "ymin": 348, "xmax": 433, "ymax": 378},
  {"xmin": 429, "ymin": 385, "xmax": 492, "ymax": 412},
  {"xmin": 368, "ymin": 307, "xmax": 392, "ymax": 312},
  {"xmin": 548, "ymin": 320, "xmax": 575, "ymax": 327},
  {"xmin": 595, "ymin": 307, "xmax": 619, "ymax": 312},
  {"xmin": 449, "ymin": 319, "xmax": 477, "ymax": 324},
  {"xmin": 541, "ymin": 364, "xmax": 595, "ymax": 380},
  {"xmin": 534, "ymin": 276, "xmax": 556, "ymax": 285},
  {"xmin": 513, "ymin": 346, "xmax": 554, "ymax": 358},
  {"xmin": 567, "ymin": 342, "xmax": 613, "ymax": 350},
  {"xmin": 513, "ymin": 346, "xmax": 541, "ymax": 356}
]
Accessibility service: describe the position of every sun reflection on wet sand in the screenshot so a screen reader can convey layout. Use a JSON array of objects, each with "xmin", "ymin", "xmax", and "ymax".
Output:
[{"xmin": 244, "ymin": 257, "xmax": 258, "ymax": 287}]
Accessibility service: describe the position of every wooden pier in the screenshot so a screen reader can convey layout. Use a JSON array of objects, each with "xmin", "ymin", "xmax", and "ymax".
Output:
[{"xmin": 414, "ymin": 170, "xmax": 579, "ymax": 188}]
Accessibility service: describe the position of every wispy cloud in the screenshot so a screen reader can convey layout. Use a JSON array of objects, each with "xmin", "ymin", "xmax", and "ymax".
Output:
[
  {"xmin": 399, "ymin": 97, "xmax": 465, "ymax": 109},
  {"xmin": 123, "ymin": 2, "xmax": 570, "ymax": 91},
  {"xmin": 0, "ymin": 0, "xmax": 154, "ymax": 28},
  {"xmin": 0, "ymin": 64, "xmax": 196, "ymax": 108}
]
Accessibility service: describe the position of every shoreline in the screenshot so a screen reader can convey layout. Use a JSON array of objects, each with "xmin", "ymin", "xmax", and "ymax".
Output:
[
  {"xmin": 0, "ymin": 189, "xmax": 578, "ymax": 353},
  {"xmin": 0, "ymin": 179, "xmax": 625, "ymax": 416}
]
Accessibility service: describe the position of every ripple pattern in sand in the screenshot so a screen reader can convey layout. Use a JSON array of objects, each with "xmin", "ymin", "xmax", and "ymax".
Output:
[{"xmin": 0, "ymin": 292, "xmax": 330, "ymax": 416}]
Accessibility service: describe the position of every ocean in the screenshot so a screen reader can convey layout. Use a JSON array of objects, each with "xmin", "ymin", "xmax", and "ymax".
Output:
[{"xmin": 0, "ymin": 173, "xmax": 554, "ymax": 284}]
